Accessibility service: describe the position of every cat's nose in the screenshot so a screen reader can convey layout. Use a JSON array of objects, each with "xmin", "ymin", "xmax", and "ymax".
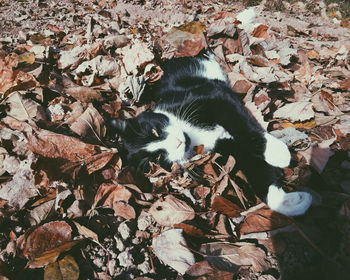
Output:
[{"xmin": 175, "ymin": 138, "xmax": 184, "ymax": 149}]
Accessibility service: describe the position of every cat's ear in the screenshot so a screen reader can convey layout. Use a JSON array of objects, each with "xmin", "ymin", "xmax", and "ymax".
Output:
[{"xmin": 108, "ymin": 118, "xmax": 127, "ymax": 137}]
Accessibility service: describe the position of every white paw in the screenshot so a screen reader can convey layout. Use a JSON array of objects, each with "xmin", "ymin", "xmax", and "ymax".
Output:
[
  {"xmin": 264, "ymin": 133, "xmax": 291, "ymax": 168},
  {"xmin": 267, "ymin": 185, "xmax": 312, "ymax": 216}
]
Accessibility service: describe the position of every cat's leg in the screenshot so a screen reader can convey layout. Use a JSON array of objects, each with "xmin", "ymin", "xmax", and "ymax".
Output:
[
  {"xmin": 263, "ymin": 133, "xmax": 291, "ymax": 168},
  {"xmin": 208, "ymin": 100, "xmax": 313, "ymax": 216},
  {"xmin": 267, "ymin": 184, "xmax": 312, "ymax": 216}
]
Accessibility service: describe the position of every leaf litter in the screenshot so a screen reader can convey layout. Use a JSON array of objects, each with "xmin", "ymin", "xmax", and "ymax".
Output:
[{"xmin": 0, "ymin": 0, "xmax": 350, "ymax": 279}]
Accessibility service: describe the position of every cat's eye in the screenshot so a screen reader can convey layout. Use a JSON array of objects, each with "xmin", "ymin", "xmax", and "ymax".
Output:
[{"xmin": 151, "ymin": 128, "xmax": 160, "ymax": 137}]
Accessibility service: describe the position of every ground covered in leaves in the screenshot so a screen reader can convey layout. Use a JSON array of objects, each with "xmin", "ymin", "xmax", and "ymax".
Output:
[{"xmin": 0, "ymin": 0, "xmax": 350, "ymax": 279}]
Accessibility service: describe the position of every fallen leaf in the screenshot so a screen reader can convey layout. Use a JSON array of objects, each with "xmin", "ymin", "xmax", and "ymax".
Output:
[
  {"xmin": 73, "ymin": 222, "xmax": 99, "ymax": 243},
  {"xmin": 251, "ymin": 24, "xmax": 269, "ymax": 38},
  {"xmin": 5, "ymin": 91, "xmax": 47, "ymax": 122},
  {"xmin": 165, "ymin": 21, "xmax": 207, "ymax": 57},
  {"xmin": 297, "ymin": 138, "xmax": 336, "ymax": 173},
  {"xmin": 70, "ymin": 105, "xmax": 106, "ymax": 141},
  {"xmin": 270, "ymin": 127, "xmax": 310, "ymax": 151},
  {"xmin": 62, "ymin": 75, "xmax": 103, "ymax": 103},
  {"xmin": 44, "ymin": 255, "xmax": 79, "ymax": 280},
  {"xmin": 200, "ymin": 241, "xmax": 270, "ymax": 272},
  {"xmin": 2, "ymin": 117, "xmax": 117, "ymax": 174},
  {"xmin": 0, "ymin": 156, "xmax": 38, "ymax": 209},
  {"xmin": 239, "ymin": 206, "xmax": 293, "ymax": 235},
  {"xmin": 274, "ymin": 101, "xmax": 315, "ymax": 122},
  {"xmin": 93, "ymin": 183, "xmax": 135, "ymax": 219},
  {"xmin": 244, "ymin": 101, "xmax": 269, "ymax": 130},
  {"xmin": 0, "ymin": 54, "xmax": 39, "ymax": 96},
  {"xmin": 174, "ymin": 223, "xmax": 205, "ymax": 237},
  {"xmin": 211, "ymin": 196, "xmax": 242, "ymax": 217},
  {"xmin": 152, "ymin": 229, "xmax": 195, "ymax": 274},
  {"xmin": 188, "ymin": 260, "xmax": 235, "ymax": 279},
  {"xmin": 149, "ymin": 195, "xmax": 195, "ymax": 227},
  {"xmin": 122, "ymin": 41, "xmax": 154, "ymax": 74},
  {"xmin": 17, "ymin": 221, "xmax": 79, "ymax": 268}
]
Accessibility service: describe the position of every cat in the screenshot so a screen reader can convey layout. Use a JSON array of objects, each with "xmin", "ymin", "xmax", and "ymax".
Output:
[{"xmin": 109, "ymin": 51, "xmax": 313, "ymax": 216}]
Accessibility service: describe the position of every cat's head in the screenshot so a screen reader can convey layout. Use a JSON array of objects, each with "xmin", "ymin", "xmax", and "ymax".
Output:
[{"xmin": 109, "ymin": 111, "xmax": 191, "ymax": 171}]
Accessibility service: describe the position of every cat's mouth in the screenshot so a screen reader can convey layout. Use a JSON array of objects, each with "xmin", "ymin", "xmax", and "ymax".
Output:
[{"xmin": 184, "ymin": 132, "xmax": 191, "ymax": 151}]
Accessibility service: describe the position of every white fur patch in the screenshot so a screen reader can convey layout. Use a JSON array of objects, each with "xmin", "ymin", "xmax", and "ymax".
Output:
[
  {"xmin": 147, "ymin": 110, "xmax": 232, "ymax": 164},
  {"xmin": 200, "ymin": 58, "xmax": 227, "ymax": 82},
  {"xmin": 264, "ymin": 133, "xmax": 291, "ymax": 168},
  {"xmin": 267, "ymin": 184, "xmax": 312, "ymax": 216}
]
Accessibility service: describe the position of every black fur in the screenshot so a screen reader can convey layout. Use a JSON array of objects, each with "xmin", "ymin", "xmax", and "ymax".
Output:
[{"xmin": 110, "ymin": 53, "xmax": 280, "ymax": 199}]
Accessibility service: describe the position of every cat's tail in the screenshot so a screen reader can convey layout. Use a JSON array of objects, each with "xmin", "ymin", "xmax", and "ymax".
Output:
[{"xmin": 267, "ymin": 184, "xmax": 313, "ymax": 216}]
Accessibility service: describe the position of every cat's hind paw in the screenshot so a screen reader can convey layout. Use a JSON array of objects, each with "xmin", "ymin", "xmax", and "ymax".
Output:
[{"xmin": 267, "ymin": 184, "xmax": 312, "ymax": 216}]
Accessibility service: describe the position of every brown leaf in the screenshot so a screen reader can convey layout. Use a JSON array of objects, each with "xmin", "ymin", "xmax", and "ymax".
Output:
[
  {"xmin": 174, "ymin": 223, "xmax": 205, "ymax": 237},
  {"xmin": 44, "ymin": 255, "xmax": 79, "ymax": 280},
  {"xmin": 0, "ymin": 54, "xmax": 39, "ymax": 96},
  {"xmin": 274, "ymin": 101, "xmax": 315, "ymax": 122},
  {"xmin": 211, "ymin": 196, "xmax": 242, "ymax": 217},
  {"xmin": 339, "ymin": 77, "xmax": 350, "ymax": 90},
  {"xmin": 0, "ymin": 161, "xmax": 37, "ymax": 209},
  {"xmin": 93, "ymin": 183, "xmax": 135, "ymax": 219},
  {"xmin": 200, "ymin": 241, "xmax": 270, "ymax": 272},
  {"xmin": 113, "ymin": 201, "xmax": 136, "ymax": 219},
  {"xmin": 122, "ymin": 41, "xmax": 154, "ymax": 74},
  {"xmin": 2, "ymin": 117, "xmax": 117, "ymax": 174},
  {"xmin": 5, "ymin": 91, "xmax": 47, "ymax": 122},
  {"xmin": 227, "ymin": 72, "xmax": 252, "ymax": 94},
  {"xmin": 186, "ymin": 260, "xmax": 235, "ymax": 279},
  {"xmin": 297, "ymin": 138, "xmax": 336, "ymax": 173},
  {"xmin": 70, "ymin": 105, "xmax": 106, "ymax": 140},
  {"xmin": 152, "ymin": 229, "xmax": 195, "ymax": 274},
  {"xmin": 73, "ymin": 222, "xmax": 99, "ymax": 243},
  {"xmin": 247, "ymin": 55, "xmax": 270, "ymax": 67},
  {"xmin": 149, "ymin": 195, "xmax": 195, "ymax": 226},
  {"xmin": 251, "ymin": 24, "xmax": 269, "ymax": 38},
  {"xmin": 165, "ymin": 21, "xmax": 207, "ymax": 57},
  {"xmin": 63, "ymin": 75, "xmax": 103, "ymax": 103},
  {"xmin": 239, "ymin": 206, "xmax": 293, "ymax": 235},
  {"xmin": 18, "ymin": 221, "xmax": 79, "ymax": 268},
  {"xmin": 94, "ymin": 183, "xmax": 132, "ymax": 205}
]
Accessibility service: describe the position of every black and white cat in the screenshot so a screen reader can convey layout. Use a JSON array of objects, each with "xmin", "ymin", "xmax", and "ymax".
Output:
[{"xmin": 110, "ymin": 52, "xmax": 312, "ymax": 216}]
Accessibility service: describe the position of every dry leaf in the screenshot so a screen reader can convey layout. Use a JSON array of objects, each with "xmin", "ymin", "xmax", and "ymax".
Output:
[
  {"xmin": 0, "ymin": 156, "xmax": 37, "ymax": 209},
  {"xmin": 274, "ymin": 101, "xmax": 315, "ymax": 122},
  {"xmin": 70, "ymin": 105, "xmax": 106, "ymax": 140},
  {"xmin": 152, "ymin": 229, "xmax": 195, "ymax": 274},
  {"xmin": 63, "ymin": 75, "xmax": 103, "ymax": 103},
  {"xmin": 44, "ymin": 255, "xmax": 79, "ymax": 280},
  {"xmin": 251, "ymin": 24, "xmax": 269, "ymax": 38},
  {"xmin": 297, "ymin": 138, "xmax": 336, "ymax": 173},
  {"xmin": 0, "ymin": 54, "xmax": 39, "ymax": 96},
  {"xmin": 239, "ymin": 206, "xmax": 293, "ymax": 235},
  {"xmin": 149, "ymin": 195, "xmax": 195, "ymax": 227},
  {"xmin": 73, "ymin": 222, "xmax": 99, "ymax": 243},
  {"xmin": 18, "ymin": 221, "xmax": 79, "ymax": 268},
  {"xmin": 93, "ymin": 183, "xmax": 135, "ymax": 219},
  {"xmin": 200, "ymin": 241, "xmax": 270, "ymax": 272},
  {"xmin": 244, "ymin": 101, "xmax": 269, "ymax": 130},
  {"xmin": 186, "ymin": 260, "xmax": 235, "ymax": 279},
  {"xmin": 165, "ymin": 21, "xmax": 207, "ymax": 58},
  {"xmin": 2, "ymin": 117, "xmax": 117, "ymax": 174},
  {"xmin": 122, "ymin": 41, "xmax": 154, "ymax": 74},
  {"xmin": 211, "ymin": 196, "xmax": 242, "ymax": 217},
  {"xmin": 5, "ymin": 91, "xmax": 46, "ymax": 122}
]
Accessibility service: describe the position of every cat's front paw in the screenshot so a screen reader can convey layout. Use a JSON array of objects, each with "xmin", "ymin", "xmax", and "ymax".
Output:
[
  {"xmin": 267, "ymin": 185, "xmax": 312, "ymax": 216},
  {"xmin": 263, "ymin": 133, "xmax": 291, "ymax": 168}
]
